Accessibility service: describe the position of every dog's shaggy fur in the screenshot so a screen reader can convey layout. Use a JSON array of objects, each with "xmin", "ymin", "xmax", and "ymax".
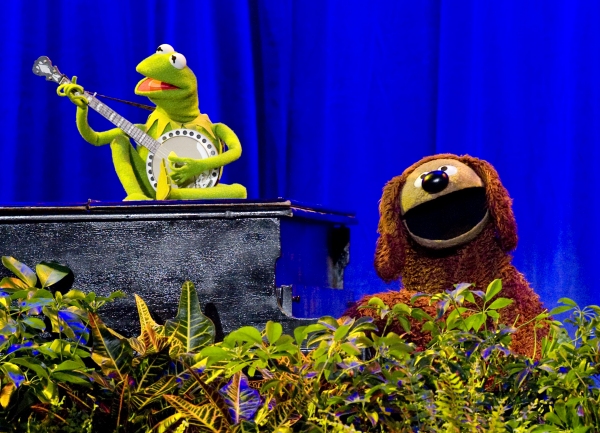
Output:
[{"xmin": 346, "ymin": 154, "xmax": 546, "ymax": 356}]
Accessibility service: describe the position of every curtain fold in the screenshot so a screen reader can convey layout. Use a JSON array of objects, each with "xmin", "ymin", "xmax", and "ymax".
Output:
[{"xmin": 2, "ymin": 0, "xmax": 599, "ymax": 307}]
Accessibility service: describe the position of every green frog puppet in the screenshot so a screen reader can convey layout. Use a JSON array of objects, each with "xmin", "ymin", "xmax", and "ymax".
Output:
[{"xmin": 57, "ymin": 44, "xmax": 247, "ymax": 201}]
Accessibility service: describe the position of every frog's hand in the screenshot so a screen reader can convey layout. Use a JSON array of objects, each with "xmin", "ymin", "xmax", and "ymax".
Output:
[
  {"xmin": 167, "ymin": 124, "xmax": 241, "ymax": 185},
  {"xmin": 56, "ymin": 76, "xmax": 88, "ymax": 108}
]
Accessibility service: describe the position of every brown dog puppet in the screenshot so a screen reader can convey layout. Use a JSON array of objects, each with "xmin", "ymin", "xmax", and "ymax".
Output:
[{"xmin": 347, "ymin": 154, "xmax": 546, "ymax": 357}]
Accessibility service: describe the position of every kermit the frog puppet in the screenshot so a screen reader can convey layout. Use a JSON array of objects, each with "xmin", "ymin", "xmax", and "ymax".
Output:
[{"xmin": 57, "ymin": 44, "xmax": 247, "ymax": 200}]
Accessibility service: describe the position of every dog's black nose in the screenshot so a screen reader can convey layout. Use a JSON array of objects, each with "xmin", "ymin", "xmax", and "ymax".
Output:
[{"xmin": 421, "ymin": 170, "xmax": 449, "ymax": 194}]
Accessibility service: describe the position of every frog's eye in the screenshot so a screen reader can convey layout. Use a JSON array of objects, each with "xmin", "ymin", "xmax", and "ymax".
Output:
[
  {"xmin": 438, "ymin": 165, "xmax": 458, "ymax": 175},
  {"xmin": 156, "ymin": 44, "xmax": 175, "ymax": 54},
  {"xmin": 413, "ymin": 172, "xmax": 428, "ymax": 188},
  {"xmin": 170, "ymin": 53, "xmax": 187, "ymax": 69}
]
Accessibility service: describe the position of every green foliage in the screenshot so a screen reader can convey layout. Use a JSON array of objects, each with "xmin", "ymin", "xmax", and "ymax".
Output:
[{"xmin": 1, "ymin": 258, "xmax": 599, "ymax": 432}]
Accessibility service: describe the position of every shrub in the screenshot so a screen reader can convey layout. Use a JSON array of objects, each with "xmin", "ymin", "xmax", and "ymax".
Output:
[{"xmin": 0, "ymin": 257, "xmax": 598, "ymax": 432}]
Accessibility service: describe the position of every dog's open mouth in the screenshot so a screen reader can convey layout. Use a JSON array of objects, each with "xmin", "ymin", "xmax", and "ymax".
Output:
[{"xmin": 403, "ymin": 187, "xmax": 487, "ymax": 241}]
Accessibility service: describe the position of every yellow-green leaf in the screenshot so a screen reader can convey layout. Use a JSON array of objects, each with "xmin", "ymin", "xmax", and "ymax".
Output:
[
  {"xmin": 35, "ymin": 262, "xmax": 70, "ymax": 288},
  {"xmin": 164, "ymin": 395, "xmax": 229, "ymax": 433},
  {"xmin": 0, "ymin": 383, "xmax": 15, "ymax": 408},
  {"xmin": 485, "ymin": 279, "xmax": 503, "ymax": 302},
  {"xmin": 165, "ymin": 282, "xmax": 215, "ymax": 354},
  {"xmin": 2, "ymin": 257, "xmax": 37, "ymax": 287}
]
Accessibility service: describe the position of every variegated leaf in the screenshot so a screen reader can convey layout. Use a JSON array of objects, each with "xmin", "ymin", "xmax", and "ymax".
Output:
[
  {"xmin": 132, "ymin": 375, "xmax": 177, "ymax": 409},
  {"xmin": 164, "ymin": 395, "xmax": 230, "ymax": 433},
  {"xmin": 165, "ymin": 281, "xmax": 215, "ymax": 354},
  {"xmin": 135, "ymin": 294, "xmax": 159, "ymax": 338},
  {"xmin": 88, "ymin": 313, "xmax": 132, "ymax": 380},
  {"xmin": 219, "ymin": 372, "xmax": 261, "ymax": 424},
  {"xmin": 152, "ymin": 413, "xmax": 183, "ymax": 433}
]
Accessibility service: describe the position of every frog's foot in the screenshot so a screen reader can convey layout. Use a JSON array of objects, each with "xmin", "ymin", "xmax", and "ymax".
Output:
[
  {"xmin": 123, "ymin": 193, "xmax": 153, "ymax": 201},
  {"xmin": 167, "ymin": 183, "xmax": 247, "ymax": 200}
]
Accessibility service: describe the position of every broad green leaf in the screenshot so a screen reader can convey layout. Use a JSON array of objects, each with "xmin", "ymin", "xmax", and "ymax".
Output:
[
  {"xmin": 484, "ymin": 279, "xmax": 502, "ymax": 302},
  {"xmin": 411, "ymin": 308, "xmax": 434, "ymax": 322},
  {"xmin": 367, "ymin": 297, "xmax": 386, "ymax": 308},
  {"xmin": 22, "ymin": 317, "xmax": 46, "ymax": 330},
  {"xmin": 334, "ymin": 324, "xmax": 350, "ymax": 342},
  {"xmin": 41, "ymin": 380, "xmax": 58, "ymax": 404},
  {"xmin": 164, "ymin": 395, "xmax": 230, "ymax": 433},
  {"xmin": 88, "ymin": 313, "xmax": 132, "ymax": 380},
  {"xmin": 199, "ymin": 346, "xmax": 231, "ymax": 366},
  {"xmin": 164, "ymin": 281, "xmax": 215, "ymax": 354},
  {"xmin": 51, "ymin": 371, "xmax": 90, "ymax": 386},
  {"xmin": 293, "ymin": 326, "xmax": 308, "ymax": 347},
  {"xmin": 64, "ymin": 289, "xmax": 86, "ymax": 300},
  {"xmin": 341, "ymin": 342, "xmax": 361, "ymax": 356},
  {"xmin": 11, "ymin": 358, "xmax": 49, "ymax": 379},
  {"xmin": 488, "ymin": 298, "xmax": 514, "ymax": 310},
  {"xmin": 53, "ymin": 359, "xmax": 86, "ymax": 372},
  {"xmin": 265, "ymin": 321, "xmax": 282, "ymax": 345},
  {"xmin": 35, "ymin": 262, "xmax": 70, "ymax": 288},
  {"xmin": 318, "ymin": 316, "xmax": 339, "ymax": 331},
  {"xmin": 557, "ymin": 298, "xmax": 578, "ymax": 307},
  {"xmin": 2, "ymin": 257, "xmax": 37, "ymax": 287},
  {"xmin": 466, "ymin": 313, "xmax": 487, "ymax": 331},
  {"xmin": 550, "ymin": 305, "xmax": 574, "ymax": 315},
  {"xmin": 226, "ymin": 326, "xmax": 262, "ymax": 346}
]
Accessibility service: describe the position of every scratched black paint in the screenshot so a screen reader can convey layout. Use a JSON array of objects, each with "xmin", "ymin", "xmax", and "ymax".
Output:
[{"xmin": 0, "ymin": 200, "xmax": 355, "ymax": 336}]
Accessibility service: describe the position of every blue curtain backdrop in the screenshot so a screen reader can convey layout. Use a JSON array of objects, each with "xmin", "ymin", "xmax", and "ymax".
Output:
[{"xmin": 1, "ymin": 0, "xmax": 599, "ymax": 310}]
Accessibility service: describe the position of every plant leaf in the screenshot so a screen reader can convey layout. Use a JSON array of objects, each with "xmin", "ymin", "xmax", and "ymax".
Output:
[
  {"xmin": 164, "ymin": 281, "xmax": 215, "ymax": 354},
  {"xmin": 88, "ymin": 313, "xmax": 132, "ymax": 380},
  {"xmin": 1, "ymin": 362, "xmax": 25, "ymax": 388},
  {"xmin": 132, "ymin": 375, "xmax": 177, "ymax": 410},
  {"xmin": 0, "ymin": 383, "xmax": 15, "ymax": 408},
  {"xmin": 488, "ymin": 298, "xmax": 514, "ymax": 310},
  {"xmin": 0, "ymin": 277, "xmax": 28, "ymax": 291},
  {"xmin": 2, "ymin": 257, "xmax": 37, "ymax": 287},
  {"xmin": 265, "ymin": 321, "xmax": 283, "ymax": 345},
  {"xmin": 135, "ymin": 293, "xmax": 159, "ymax": 339},
  {"xmin": 485, "ymin": 279, "xmax": 502, "ymax": 302},
  {"xmin": 219, "ymin": 372, "xmax": 261, "ymax": 424},
  {"xmin": 164, "ymin": 395, "xmax": 230, "ymax": 433},
  {"xmin": 35, "ymin": 262, "xmax": 70, "ymax": 288}
]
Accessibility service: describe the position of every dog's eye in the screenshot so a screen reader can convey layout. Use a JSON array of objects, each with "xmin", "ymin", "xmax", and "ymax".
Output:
[
  {"xmin": 438, "ymin": 165, "xmax": 458, "ymax": 175},
  {"xmin": 414, "ymin": 172, "xmax": 428, "ymax": 188}
]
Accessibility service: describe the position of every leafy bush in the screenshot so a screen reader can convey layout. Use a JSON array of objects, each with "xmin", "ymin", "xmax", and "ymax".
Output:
[{"xmin": 0, "ymin": 257, "xmax": 598, "ymax": 432}]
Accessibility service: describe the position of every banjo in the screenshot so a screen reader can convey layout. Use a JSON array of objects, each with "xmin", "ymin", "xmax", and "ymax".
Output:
[{"xmin": 32, "ymin": 56, "xmax": 220, "ymax": 190}]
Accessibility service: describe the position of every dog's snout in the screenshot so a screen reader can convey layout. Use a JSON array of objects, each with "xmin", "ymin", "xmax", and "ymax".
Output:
[{"xmin": 421, "ymin": 170, "xmax": 449, "ymax": 194}]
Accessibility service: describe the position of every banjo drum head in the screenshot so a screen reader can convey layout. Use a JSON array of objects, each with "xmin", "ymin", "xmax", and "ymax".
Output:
[{"xmin": 146, "ymin": 128, "xmax": 221, "ymax": 190}]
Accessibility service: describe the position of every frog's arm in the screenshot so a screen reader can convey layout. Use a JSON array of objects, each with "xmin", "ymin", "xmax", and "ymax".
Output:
[
  {"xmin": 74, "ymin": 106, "xmax": 148, "ymax": 145},
  {"xmin": 168, "ymin": 123, "xmax": 242, "ymax": 186},
  {"xmin": 58, "ymin": 78, "xmax": 146, "ymax": 145}
]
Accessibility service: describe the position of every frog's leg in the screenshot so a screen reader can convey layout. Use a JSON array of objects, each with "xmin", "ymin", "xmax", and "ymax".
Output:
[
  {"xmin": 110, "ymin": 135, "xmax": 156, "ymax": 201},
  {"xmin": 164, "ymin": 183, "xmax": 247, "ymax": 200}
]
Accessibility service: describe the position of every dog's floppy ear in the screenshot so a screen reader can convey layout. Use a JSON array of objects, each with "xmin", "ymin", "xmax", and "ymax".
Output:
[
  {"xmin": 374, "ymin": 174, "xmax": 410, "ymax": 282},
  {"xmin": 459, "ymin": 155, "xmax": 518, "ymax": 252}
]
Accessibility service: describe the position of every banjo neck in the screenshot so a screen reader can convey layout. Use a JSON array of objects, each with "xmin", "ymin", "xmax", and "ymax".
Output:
[
  {"xmin": 33, "ymin": 56, "xmax": 161, "ymax": 154},
  {"xmin": 85, "ymin": 93, "xmax": 161, "ymax": 154}
]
